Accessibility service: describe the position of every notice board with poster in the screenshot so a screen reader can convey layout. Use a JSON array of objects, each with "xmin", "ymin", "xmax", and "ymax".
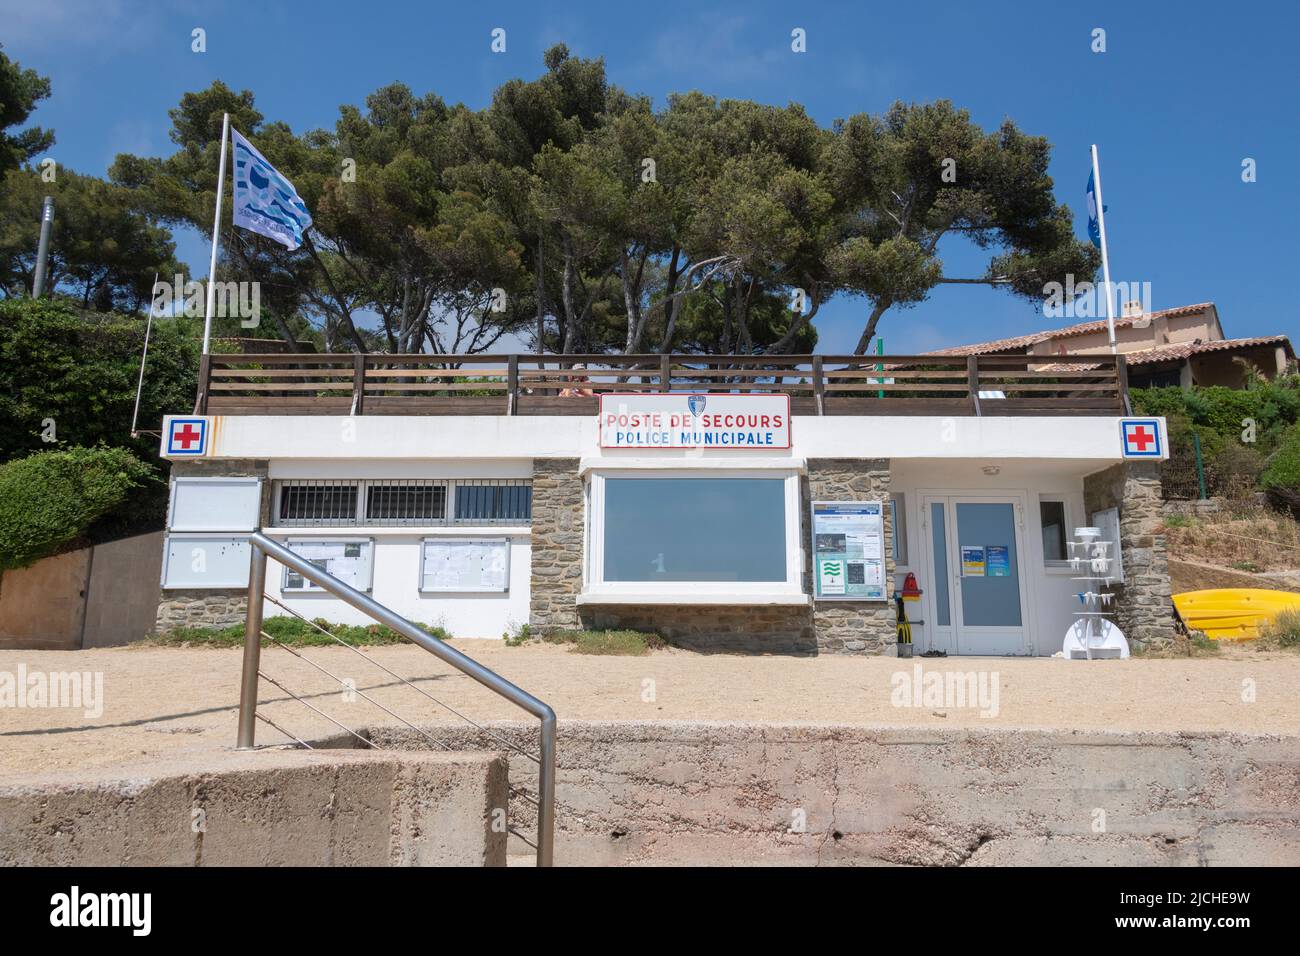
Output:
[
  {"xmin": 420, "ymin": 537, "xmax": 510, "ymax": 593},
  {"xmin": 281, "ymin": 538, "xmax": 374, "ymax": 592},
  {"xmin": 811, "ymin": 501, "xmax": 886, "ymax": 600}
]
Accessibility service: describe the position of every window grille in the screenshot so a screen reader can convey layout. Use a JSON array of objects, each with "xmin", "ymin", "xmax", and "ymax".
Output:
[{"xmin": 272, "ymin": 478, "xmax": 531, "ymax": 528}]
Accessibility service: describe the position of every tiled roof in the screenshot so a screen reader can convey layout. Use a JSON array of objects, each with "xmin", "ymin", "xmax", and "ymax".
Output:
[
  {"xmin": 1037, "ymin": 335, "xmax": 1294, "ymax": 371},
  {"xmin": 924, "ymin": 302, "xmax": 1217, "ymax": 357}
]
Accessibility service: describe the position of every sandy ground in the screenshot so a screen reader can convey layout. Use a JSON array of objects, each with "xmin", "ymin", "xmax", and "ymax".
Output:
[{"xmin": 2, "ymin": 640, "xmax": 1299, "ymax": 781}]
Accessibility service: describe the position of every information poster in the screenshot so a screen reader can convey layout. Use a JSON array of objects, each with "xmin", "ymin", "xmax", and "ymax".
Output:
[
  {"xmin": 283, "ymin": 539, "xmax": 372, "ymax": 591},
  {"xmin": 421, "ymin": 538, "xmax": 510, "ymax": 592},
  {"xmin": 811, "ymin": 502, "xmax": 885, "ymax": 600},
  {"xmin": 961, "ymin": 546, "xmax": 986, "ymax": 577},
  {"xmin": 986, "ymin": 545, "xmax": 1011, "ymax": 577}
]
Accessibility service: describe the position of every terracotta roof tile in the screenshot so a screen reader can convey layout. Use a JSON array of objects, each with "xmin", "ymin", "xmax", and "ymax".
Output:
[
  {"xmin": 924, "ymin": 302, "xmax": 1217, "ymax": 357},
  {"xmin": 1036, "ymin": 335, "xmax": 1294, "ymax": 371}
]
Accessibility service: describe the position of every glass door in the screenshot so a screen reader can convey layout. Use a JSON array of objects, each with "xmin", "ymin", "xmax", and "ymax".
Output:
[{"xmin": 922, "ymin": 495, "xmax": 1030, "ymax": 656}]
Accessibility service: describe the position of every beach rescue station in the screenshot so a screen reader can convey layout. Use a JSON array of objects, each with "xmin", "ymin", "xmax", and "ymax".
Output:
[{"xmin": 155, "ymin": 350, "xmax": 1178, "ymax": 657}]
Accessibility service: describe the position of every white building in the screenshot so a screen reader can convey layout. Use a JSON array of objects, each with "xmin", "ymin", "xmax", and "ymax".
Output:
[{"xmin": 156, "ymin": 352, "xmax": 1177, "ymax": 656}]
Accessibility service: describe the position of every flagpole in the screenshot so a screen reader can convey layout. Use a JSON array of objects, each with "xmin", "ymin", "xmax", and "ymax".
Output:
[
  {"xmin": 1090, "ymin": 144, "xmax": 1117, "ymax": 354},
  {"xmin": 130, "ymin": 271, "xmax": 159, "ymax": 438},
  {"xmin": 201, "ymin": 112, "xmax": 230, "ymax": 355}
]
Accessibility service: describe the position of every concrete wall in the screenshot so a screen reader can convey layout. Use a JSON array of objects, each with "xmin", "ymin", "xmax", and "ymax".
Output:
[
  {"xmin": 373, "ymin": 721, "xmax": 1300, "ymax": 867},
  {"xmin": 0, "ymin": 749, "xmax": 508, "ymax": 867},
  {"xmin": 0, "ymin": 549, "xmax": 89, "ymax": 650},
  {"xmin": 0, "ymin": 531, "xmax": 164, "ymax": 651},
  {"xmin": 82, "ymin": 531, "xmax": 165, "ymax": 647}
]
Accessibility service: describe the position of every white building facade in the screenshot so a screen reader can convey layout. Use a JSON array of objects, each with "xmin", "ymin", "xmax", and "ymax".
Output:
[{"xmin": 157, "ymin": 401, "xmax": 1176, "ymax": 657}]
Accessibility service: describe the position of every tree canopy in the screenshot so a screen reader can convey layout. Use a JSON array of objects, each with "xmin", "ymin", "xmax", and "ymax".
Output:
[{"xmin": 8, "ymin": 43, "xmax": 1095, "ymax": 356}]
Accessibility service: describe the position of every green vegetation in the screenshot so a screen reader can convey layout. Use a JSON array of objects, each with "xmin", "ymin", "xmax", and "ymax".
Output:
[
  {"xmin": 0, "ymin": 298, "xmax": 199, "ymax": 558},
  {"xmin": 1131, "ymin": 378, "xmax": 1300, "ymax": 501},
  {"xmin": 144, "ymin": 615, "xmax": 452, "ymax": 647},
  {"xmin": 539, "ymin": 628, "xmax": 667, "ymax": 656},
  {"xmin": 1256, "ymin": 609, "xmax": 1300, "ymax": 650},
  {"xmin": 100, "ymin": 49, "xmax": 1093, "ymax": 357},
  {"xmin": 1261, "ymin": 425, "xmax": 1300, "ymax": 492},
  {"xmin": 0, "ymin": 298, "xmax": 199, "ymax": 464},
  {"xmin": 0, "ymin": 446, "xmax": 153, "ymax": 571},
  {"xmin": 0, "ymin": 44, "xmax": 53, "ymax": 176},
  {"xmin": 502, "ymin": 622, "xmax": 532, "ymax": 646}
]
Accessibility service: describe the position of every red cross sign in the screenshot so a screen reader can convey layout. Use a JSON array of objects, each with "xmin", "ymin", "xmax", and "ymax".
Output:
[
  {"xmin": 167, "ymin": 418, "xmax": 208, "ymax": 456},
  {"xmin": 1120, "ymin": 419, "xmax": 1162, "ymax": 458}
]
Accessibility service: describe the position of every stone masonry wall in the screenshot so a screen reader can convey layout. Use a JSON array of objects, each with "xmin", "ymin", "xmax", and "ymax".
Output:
[
  {"xmin": 530, "ymin": 458, "xmax": 896, "ymax": 655},
  {"xmin": 528, "ymin": 458, "xmax": 584, "ymax": 634},
  {"xmin": 806, "ymin": 459, "xmax": 896, "ymax": 654},
  {"xmin": 1083, "ymin": 462, "xmax": 1178, "ymax": 648},
  {"xmin": 153, "ymin": 459, "xmax": 270, "ymax": 633}
]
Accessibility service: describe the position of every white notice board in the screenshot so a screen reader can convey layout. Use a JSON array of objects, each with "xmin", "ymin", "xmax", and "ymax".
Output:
[
  {"xmin": 420, "ymin": 538, "xmax": 510, "ymax": 593},
  {"xmin": 161, "ymin": 535, "xmax": 251, "ymax": 588},
  {"xmin": 281, "ymin": 538, "xmax": 374, "ymax": 592},
  {"xmin": 169, "ymin": 477, "xmax": 262, "ymax": 532}
]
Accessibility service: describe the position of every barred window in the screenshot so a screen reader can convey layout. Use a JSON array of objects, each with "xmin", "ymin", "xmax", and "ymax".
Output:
[
  {"xmin": 367, "ymin": 483, "xmax": 447, "ymax": 524},
  {"xmin": 271, "ymin": 479, "xmax": 531, "ymax": 528},
  {"xmin": 455, "ymin": 481, "xmax": 532, "ymax": 523},
  {"xmin": 278, "ymin": 482, "xmax": 358, "ymax": 525}
]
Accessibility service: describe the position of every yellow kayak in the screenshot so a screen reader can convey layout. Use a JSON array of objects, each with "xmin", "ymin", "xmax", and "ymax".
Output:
[{"xmin": 1172, "ymin": 588, "xmax": 1300, "ymax": 640}]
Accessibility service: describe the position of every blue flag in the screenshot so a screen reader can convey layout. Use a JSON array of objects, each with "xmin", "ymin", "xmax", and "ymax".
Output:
[
  {"xmin": 231, "ymin": 128, "xmax": 313, "ymax": 251},
  {"xmin": 1085, "ymin": 169, "xmax": 1105, "ymax": 250}
]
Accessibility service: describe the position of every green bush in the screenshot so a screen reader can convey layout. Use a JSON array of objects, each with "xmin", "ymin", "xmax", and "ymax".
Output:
[
  {"xmin": 1132, "ymin": 379, "xmax": 1300, "ymax": 499},
  {"xmin": 145, "ymin": 615, "xmax": 452, "ymax": 647},
  {"xmin": 1261, "ymin": 425, "xmax": 1300, "ymax": 491},
  {"xmin": 0, "ymin": 445, "xmax": 154, "ymax": 570},
  {"xmin": 1256, "ymin": 608, "xmax": 1300, "ymax": 649},
  {"xmin": 0, "ymin": 297, "xmax": 198, "ymax": 464}
]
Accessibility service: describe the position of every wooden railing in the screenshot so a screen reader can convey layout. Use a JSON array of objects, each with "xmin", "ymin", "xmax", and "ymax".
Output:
[{"xmin": 195, "ymin": 352, "xmax": 1130, "ymax": 417}]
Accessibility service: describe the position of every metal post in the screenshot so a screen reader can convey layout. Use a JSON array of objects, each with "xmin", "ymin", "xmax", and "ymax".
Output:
[
  {"xmin": 1192, "ymin": 432, "xmax": 1208, "ymax": 501},
  {"xmin": 202, "ymin": 112, "xmax": 231, "ymax": 355},
  {"xmin": 243, "ymin": 532, "xmax": 558, "ymax": 864},
  {"xmin": 31, "ymin": 196, "xmax": 55, "ymax": 297},
  {"xmin": 536, "ymin": 711, "xmax": 557, "ymax": 867},
  {"xmin": 236, "ymin": 541, "xmax": 267, "ymax": 749}
]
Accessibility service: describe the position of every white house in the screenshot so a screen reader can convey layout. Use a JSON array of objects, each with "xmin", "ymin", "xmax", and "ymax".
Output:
[{"xmin": 156, "ymin": 351, "xmax": 1177, "ymax": 656}]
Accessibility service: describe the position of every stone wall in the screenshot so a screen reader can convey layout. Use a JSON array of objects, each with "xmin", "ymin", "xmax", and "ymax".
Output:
[
  {"xmin": 529, "ymin": 458, "xmax": 896, "ymax": 655},
  {"xmin": 153, "ymin": 459, "xmax": 270, "ymax": 633},
  {"xmin": 1084, "ymin": 462, "xmax": 1178, "ymax": 648},
  {"xmin": 807, "ymin": 459, "xmax": 895, "ymax": 654},
  {"xmin": 528, "ymin": 458, "xmax": 584, "ymax": 634},
  {"xmin": 581, "ymin": 604, "xmax": 817, "ymax": 655}
]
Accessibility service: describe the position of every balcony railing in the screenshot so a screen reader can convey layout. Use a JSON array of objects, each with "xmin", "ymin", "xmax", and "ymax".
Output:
[{"xmin": 195, "ymin": 352, "xmax": 1131, "ymax": 417}]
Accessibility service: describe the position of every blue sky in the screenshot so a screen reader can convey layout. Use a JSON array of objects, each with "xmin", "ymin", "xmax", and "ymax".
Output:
[{"xmin": 4, "ymin": 0, "xmax": 1297, "ymax": 352}]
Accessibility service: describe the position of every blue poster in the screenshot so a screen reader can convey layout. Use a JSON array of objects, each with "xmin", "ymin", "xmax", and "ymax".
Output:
[{"xmin": 986, "ymin": 545, "xmax": 1010, "ymax": 577}]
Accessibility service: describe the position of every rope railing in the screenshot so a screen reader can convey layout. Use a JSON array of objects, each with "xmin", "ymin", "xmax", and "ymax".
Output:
[{"xmin": 238, "ymin": 532, "xmax": 557, "ymax": 866}]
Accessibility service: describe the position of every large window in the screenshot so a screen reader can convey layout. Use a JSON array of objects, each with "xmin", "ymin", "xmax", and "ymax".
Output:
[
  {"xmin": 272, "ymin": 479, "xmax": 530, "ymax": 528},
  {"xmin": 586, "ymin": 470, "xmax": 802, "ymax": 596}
]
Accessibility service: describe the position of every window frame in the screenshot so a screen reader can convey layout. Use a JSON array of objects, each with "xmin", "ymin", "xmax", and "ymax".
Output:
[
  {"xmin": 584, "ymin": 468, "xmax": 804, "ymax": 599},
  {"xmin": 1038, "ymin": 495, "xmax": 1071, "ymax": 569},
  {"xmin": 269, "ymin": 478, "xmax": 531, "ymax": 529}
]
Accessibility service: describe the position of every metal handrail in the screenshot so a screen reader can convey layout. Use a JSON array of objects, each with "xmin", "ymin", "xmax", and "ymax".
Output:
[{"xmin": 237, "ymin": 531, "xmax": 556, "ymax": 867}]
